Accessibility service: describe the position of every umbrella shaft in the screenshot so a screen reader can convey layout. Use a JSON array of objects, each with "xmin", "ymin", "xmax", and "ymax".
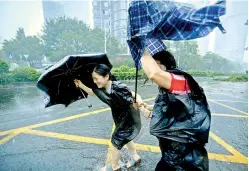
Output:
[
  {"xmin": 79, "ymin": 88, "xmax": 92, "ymax": 108},
  {"xmin": 135, "ymin": 66, "xmax": 138, "ymax": 103}
]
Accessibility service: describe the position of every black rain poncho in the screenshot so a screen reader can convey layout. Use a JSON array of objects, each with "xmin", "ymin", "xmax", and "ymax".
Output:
[
  {"xmin": 93, "ymin": 81, "xmax": 141, "ymax": 150},
  {"xmin": 150, "ymin": 69, "xmax": 211, "ymax": 171}
]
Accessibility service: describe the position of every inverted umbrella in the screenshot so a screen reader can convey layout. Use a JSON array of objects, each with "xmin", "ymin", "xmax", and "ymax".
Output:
[
  {"xmin": 37, "ymin": 53, "xmax": 112, "ymax": 108},
  {"xmin": 126, "ymin": 0, "xmax": 226, "ymax": 100}
]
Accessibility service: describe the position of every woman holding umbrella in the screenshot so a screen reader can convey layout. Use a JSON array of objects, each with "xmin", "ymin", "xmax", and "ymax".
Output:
[
  {"xmin": 74, "ymin": 64, "xmax": 144, "ymax": 171},
  {"xmin": 140, "ymin": 50, "xmax": 211, "ymax": 171}
]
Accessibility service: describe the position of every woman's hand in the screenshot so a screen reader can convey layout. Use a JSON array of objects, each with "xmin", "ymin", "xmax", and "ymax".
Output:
[
  {"xmin": 141, "ymin": 102, "xmax": 153, "ymax": 111},
  {"xmin": 132, "ymin": 102, "xmax": 139, "ymax": 110},
  {"xmin": 74, "ymin": 79, "xmax": 95, "ymax": 96},
  {"xmin": 131, "ymin": 92, "xmax": 143, "ymax": 107},
  {"xmin": 74, "ymin": 79, "xmax": 83, "ymax": 88},
  {"xmin": 136, "ymin": 99, "xmax": 144, "ymax": 108},
  {"xmin": 139, "ymin": 105, "xmax": 152, "ymax": 119}
]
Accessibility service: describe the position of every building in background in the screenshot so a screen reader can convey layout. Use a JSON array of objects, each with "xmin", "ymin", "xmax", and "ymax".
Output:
[
  {"xmin": 0, "ymin": 0, "xmax": 91, "ymax": 43},
  {"xmin": 110, "ymin": 0, "xmax": 130, "ymax": 47},
  {"xmin": 92, "ymin": 0, "xmax": 110, "ymax": 32},
  {"xmin": 92, "ymin": 0, "xmax": 130, "ymax": 49},
  {"xmin": 47, "ymin": 1, "xmax": 91, "ymax": 25},
  {"xmin": 42, "ymin": 0, "xmax": 64, "ymax": 21}
]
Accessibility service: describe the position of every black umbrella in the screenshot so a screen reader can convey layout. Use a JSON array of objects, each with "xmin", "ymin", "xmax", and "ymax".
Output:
[{"xmin": 37, "ymin": 53, "xmax": 112, "ymax": 108}]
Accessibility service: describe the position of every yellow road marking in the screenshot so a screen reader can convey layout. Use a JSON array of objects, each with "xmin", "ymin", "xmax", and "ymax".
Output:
[
  {"xmin": 0, "ymin": 97, "xmax": 156, "ymax": 137},
  {"xmin": 208, "ymin": 93, "xmax": 247, "ymax": 101},
  {"xmin": 212, "ymin": 113, "xmax": 248, "ymax": 118},
  {"xmin": 25, "ymin": 129, "xmax": 110, "ymax": 145},
  {"xmin": 209, "ymin": 99, "xmax": 248, "ymax": 115},
  {"xmin": 143, "ymin": 97, "xmax": 156, "ymax": 102},
  {"xmin": 209, "ymin": 132, "xmax": 248, "ymax": 164},
  {"xmin": 0, "ymin": 133, "xmax": 19, "ymax": 145},
  {"xmin": 0, "ymin": 128, "xmax": 29, "ymax": 145},
  {"xmin": 105, "ymin": 124, "xmax": 115, "ymax": 164},
  {"xmin": 212, "ymin": 100, "xmax": 248, "ymax": 104},
  {"xmin": 0, "ymin": 108, "xmax": 111, "ymax": 136},
  {"xmin": 0, "ymin": 95, "xmax": 247, "ymax": 164},
  {"xmin": 1, "ymin": 95, "xmax": 247, "ymax": 137},
  {"xmin": 22, "ymin": 129, "xmax": 247, "ymax": 164}
]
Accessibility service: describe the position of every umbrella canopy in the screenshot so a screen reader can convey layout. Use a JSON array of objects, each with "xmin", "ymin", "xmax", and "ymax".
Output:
[
  {"xmin": 37, "ymin": 53, "xmax": 112, "ymax": 108},
  {"xmin": 126, "ymin": 0, "xmax": 226, "ymax": 101},
  {"xmin": 127, "ymin": 0, "xmax": 226, "ymax": 69}
]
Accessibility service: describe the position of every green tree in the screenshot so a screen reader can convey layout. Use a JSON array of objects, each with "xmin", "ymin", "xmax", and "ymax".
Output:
[
  {"xmin": 2, "ymin": 28, "xmax": 44, "ymax": 67},
  {"xmin": 0, "ymin": 58, "xmax": 9, "ymax": 73},
  {"xmin": 42, "ymin": 17, "xmax": 124, "ymax": 62},
  {"xmin": 171, "ymin": 40, "xmax": 203, "ymax": 70},
  {"xmin": 0, "ymin": 49, "xmax": 6, "ymax": 58},
  {"xmin": 202, "ymin": 52, "xmax": 229, "ymax": 72}
]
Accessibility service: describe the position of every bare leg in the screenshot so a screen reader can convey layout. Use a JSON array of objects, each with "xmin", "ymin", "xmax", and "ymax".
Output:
[
  {"xmin": 126, "ymin": 141, "xmax": 141, "ymax": 167},
  {"xmin": 101, "ymin": 146, "xmax": 120, "ymax": 171},
  {"xmin": 111, "ymin": 146, "xmax": 121, "ymax": 170}
]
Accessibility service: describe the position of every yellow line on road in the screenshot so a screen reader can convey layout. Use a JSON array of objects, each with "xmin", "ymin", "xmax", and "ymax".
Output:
[
  {"xmin": 209, "ymin": 132, "xmax": 248, "ymax": 164},
  {"xmin": 24, "ymin": 129, "xmax": 110, "ymax": 145},
  {"xmin": 16, "ymin": 129, "xmax": 249, "ymax": 164},
  {"xmin": 0, "ymin": 132, "xmax": 19, "ymax": 145},
  {"xmin": 208, "ymin": 154, "xmax": 247, "ymax": 164},
  {"xmin": 208, "ymin": 93, "xmax": 247, "ymax": 101},
  {"xmin": 135, "ymin": 144, "xmax": 243, "ymax": 163},
  {"xmin": 212, "ymin": 113, "xmax": 248, "ymax": 118},
  {"xmin": 0, "ymin": 108, "xmax": 111, "ymax": 136},
  {"xmin": 212, "ymin": 100, "xmax": 248, "ymax": 104},
  {"xmin": 0, "ymin": 97, "xmax": 156, "ymax": 137},
  {"xmin": 0, "ymin": 128, "xmax": 29, "ymax": 145},
  {"xmin": 208, "ymin": 99, "xmax": 248, "ymax": 115}
]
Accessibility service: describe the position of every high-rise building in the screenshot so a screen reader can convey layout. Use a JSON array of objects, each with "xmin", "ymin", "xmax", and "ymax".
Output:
[
  {"xmin": 110, "ymin": 0, "xmax": 130, "ymax": 46},
  {"xmin": 92, "ymin": 0, "xmax": 110, "ymax": 32},
  {"xmin": 42, "ymin": 1, "xmax": 91, "ymax": 27},
  {"xmin": 42, "ymin": 0, "xmax": 64, "ymax": 20}
]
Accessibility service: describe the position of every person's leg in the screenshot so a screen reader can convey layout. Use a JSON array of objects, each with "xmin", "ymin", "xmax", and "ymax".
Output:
[
  {"xmin": 111, "ymin": 146, "xmax": 121, "ymax": 170},
  {"xmin": 126, "ymin": 141, "xmax": 141, "ymax": 167},
  {"xmin": 101, "ymin": 146, "xmax": 121, "ymax": 171},
  {"xmin": 144, "ymin": 78, "xmax": 148, "ymax": 85}
]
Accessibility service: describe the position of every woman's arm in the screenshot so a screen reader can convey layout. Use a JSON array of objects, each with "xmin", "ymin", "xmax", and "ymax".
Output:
[
  {"xmin": 141, "ymin": 55, "xmax": 172, "ymax": 90},
  {"xmin": 74, "ymin": 80, "xmax": 95, "ymax": 96}
]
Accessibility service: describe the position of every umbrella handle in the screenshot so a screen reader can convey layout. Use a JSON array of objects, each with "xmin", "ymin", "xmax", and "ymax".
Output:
[
  {"xmin": 134, "ymin": 66, "xmax": 138, "ymax": 103},
  {"xmin": 79, "ymin": 88, "xmax": 92, "ymax": 108}
]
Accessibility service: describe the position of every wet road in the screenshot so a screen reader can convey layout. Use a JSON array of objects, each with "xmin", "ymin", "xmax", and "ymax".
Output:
[{"xmin": 0, "ymin": 80, "xmax": 248, "ymax": 171}]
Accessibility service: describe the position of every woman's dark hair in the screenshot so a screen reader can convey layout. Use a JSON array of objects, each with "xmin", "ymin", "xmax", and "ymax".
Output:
[
  {"xmin": 93, "ymin": 64, "xmax": 117, "ymax": 81},
  {"xmin": 152, "ymin": 50, "xmax": 177, "ymax": 70}
]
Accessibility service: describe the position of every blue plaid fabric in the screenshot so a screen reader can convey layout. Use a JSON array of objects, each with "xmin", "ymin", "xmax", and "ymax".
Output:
[
  {"xmin": 127, "ymin": 0, "xmax": 226, "ymax": 69},
  {"xmin": 146, "ymin": 38, "xmax": 166, "ymax": 56}
]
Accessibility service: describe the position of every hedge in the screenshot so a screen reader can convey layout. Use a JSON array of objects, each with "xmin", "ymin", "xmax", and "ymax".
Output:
[{"xmin": 0, "ymin": 67, "xmax": 41, "ymax": 84}]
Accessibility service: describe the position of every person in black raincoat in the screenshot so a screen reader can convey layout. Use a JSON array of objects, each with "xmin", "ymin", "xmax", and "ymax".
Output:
[
  {"xmin": 140, "ymin": 50, "xmax": 211, "ymax": 171},
  {"xmin": 74, "ymin": 64, "xmax": 143, "ymax": 171}
]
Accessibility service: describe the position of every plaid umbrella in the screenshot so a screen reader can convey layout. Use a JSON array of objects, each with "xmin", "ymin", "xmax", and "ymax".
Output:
[
  {"xmin": 127, "ymin": 0, "xmax": 226, "ymax": 101},
  {"xmin": 127, "ymin": 0, "xmax": 226, "ymax": 69}
]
